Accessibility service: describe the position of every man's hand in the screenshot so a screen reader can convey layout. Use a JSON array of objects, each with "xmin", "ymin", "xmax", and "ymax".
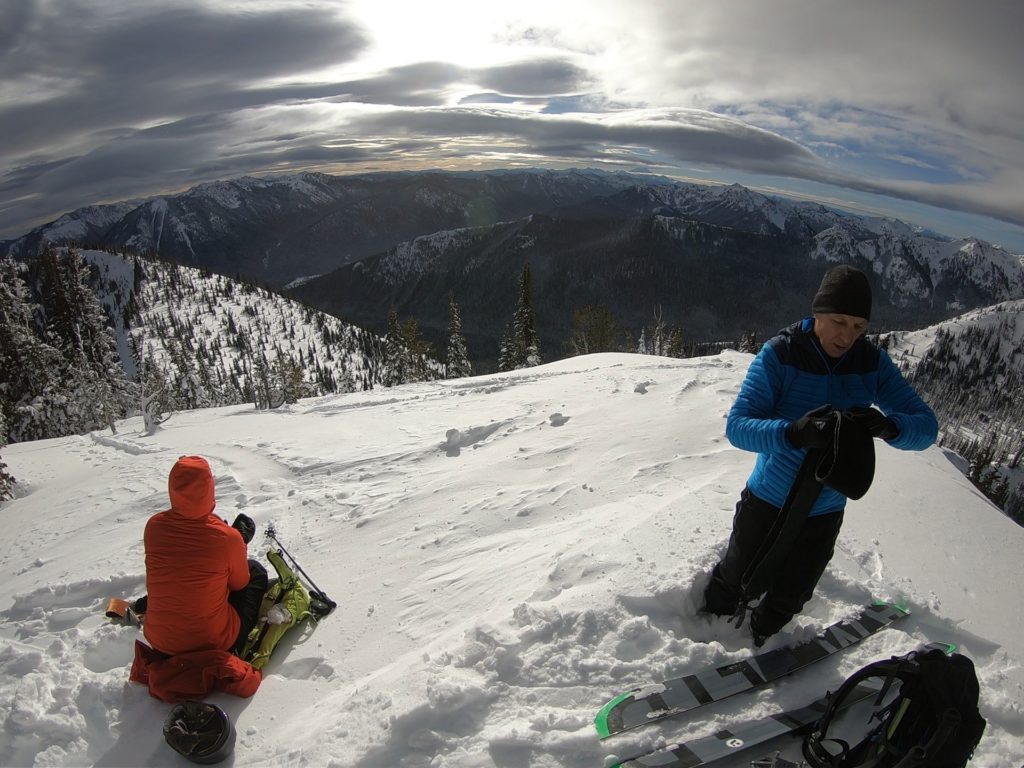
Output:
[
  {"xmin": 846, "ymin": 406, "xmax": 899, "ymax": 441},
  {"xmin": 786, "ymin": 405, "xmax": 837, "ymax": 450},
  {"xmin": 231, "ymin": 513, "xmax": 256, "ymax": 544}
]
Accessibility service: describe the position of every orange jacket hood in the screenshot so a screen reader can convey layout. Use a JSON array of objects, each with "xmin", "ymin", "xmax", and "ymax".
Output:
[{"xmin": 168, "ymin": 456, "xmax": 216, "ymax": 519}]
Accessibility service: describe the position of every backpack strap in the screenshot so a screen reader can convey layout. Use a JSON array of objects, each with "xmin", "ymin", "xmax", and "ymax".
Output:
[
  {"xmin": 803, "ymin": 653, "xmax": 917, "ymax": 767},
  {"xmin": 881, "ymin": 708, "xmax": 960, "ymax": 767},
  {"xmin": 864, "ymin": 669, "xmax": 963, "ymax": 768},
  {"xmin": 734, "ymin": 427, "xmax": 830, "ymax": 626}
]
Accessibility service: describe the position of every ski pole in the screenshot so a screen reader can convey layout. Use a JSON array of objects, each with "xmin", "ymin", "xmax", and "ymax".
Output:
[{"xmin": 265, "ymin": 523, "xmax": 337, "ymax": 615}]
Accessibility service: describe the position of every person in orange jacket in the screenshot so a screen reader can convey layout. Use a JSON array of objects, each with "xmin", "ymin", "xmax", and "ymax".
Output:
[{"xmin": 142, "ymin": 456, "xmax": 268, "ymax": 657}]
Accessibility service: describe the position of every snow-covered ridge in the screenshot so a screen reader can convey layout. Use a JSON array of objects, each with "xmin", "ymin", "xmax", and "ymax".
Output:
[
  {"xmin": 887, "ymin": 299, "xmax": 1024, "ymax": 371},
  {"xmin": 183, "ymin": 173, "xmax": 339, "ymax": 210},
  {"xmin": 811, "ymin": 227, "xmax": 1024, "ymax": 310},
  {"xmin": 375, "ymin": 226, "xmax": 488, "ymax": 284},
  {"xmin": 884, "ymin": 300, "xmax": 1024, "ymax": 506},
  {"xmin": 79, "ymin": 248, "xmax": 386, "ymax": 395},
  {"xmin": 37, "ymin": 201, "xmax": 138, "ymax": 241},
  {"xmin": 1, "ymin": 353, "xmax": 1022, "ymax": 766}
]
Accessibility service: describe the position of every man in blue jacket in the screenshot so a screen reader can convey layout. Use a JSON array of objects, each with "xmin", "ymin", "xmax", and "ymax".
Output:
[{"xmin": 702, "ymin": 264, "xmax": 938, "ymax": 644}]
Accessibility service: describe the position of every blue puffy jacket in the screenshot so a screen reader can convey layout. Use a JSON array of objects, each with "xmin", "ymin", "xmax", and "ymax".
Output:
[{"xmin": 727, "ymin": 319, "xmax": 938, "ymax": 516}]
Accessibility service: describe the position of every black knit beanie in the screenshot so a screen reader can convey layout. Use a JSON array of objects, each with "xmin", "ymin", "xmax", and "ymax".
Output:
[{"xmin": 811, "ymin": 265, "xmax": 872, "ymax": 320}]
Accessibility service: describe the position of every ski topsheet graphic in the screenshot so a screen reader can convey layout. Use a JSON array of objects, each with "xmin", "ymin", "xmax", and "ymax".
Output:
[
  {"xmin": 609, "ymin": 642, "xmax": 954, "ymax": 768},
  {"xmin": 610, "ymin": 679, "xmax": 883, "ymax": 768},
  {"xmin": 595, "ymin": 601, "xmax": 908, "ymax": 738}
]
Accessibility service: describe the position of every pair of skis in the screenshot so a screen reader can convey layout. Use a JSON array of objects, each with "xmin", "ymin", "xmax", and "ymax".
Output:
[{"xmin": 595, "ymin": 602, "xmax": 937, "ymax": 767}]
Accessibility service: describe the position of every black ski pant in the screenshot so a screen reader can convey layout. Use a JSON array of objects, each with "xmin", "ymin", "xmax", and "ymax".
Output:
[
  {"xmin": 702, "ymin": 487, "xmax": 844, "ymax": 637},
  {"xmin": 229, "ymin": 558, "xmax": 269, "ymax": 654}
]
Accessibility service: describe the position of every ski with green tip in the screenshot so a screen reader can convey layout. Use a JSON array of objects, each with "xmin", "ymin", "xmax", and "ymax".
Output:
[
  {"xmin": 610, "ymin": 679, "xmax": 882, "ymax": 767},
  {"xmin": 595, "ymin": 601, "xmax": 908, "ymax": 739},
  {"xmin": 609, "ymin": 642, "xmax": 954, "ymax": 768}
]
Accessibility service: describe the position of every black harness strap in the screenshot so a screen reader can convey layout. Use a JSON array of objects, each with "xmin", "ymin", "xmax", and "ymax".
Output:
[{"xmin": 732, "ymin": 419, "xmax": 834, "ymax": 626}]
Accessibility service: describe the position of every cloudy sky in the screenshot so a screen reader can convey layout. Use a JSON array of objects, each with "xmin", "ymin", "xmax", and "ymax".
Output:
[{"xmin": 2, "ymin": 0, "xmax": 1023, "ymax": 250}]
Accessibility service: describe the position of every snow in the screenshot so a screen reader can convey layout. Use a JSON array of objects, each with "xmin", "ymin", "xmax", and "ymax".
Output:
[
  {"xmin": 42, "ymin": 203, "xmax": 138, "ymax": 242},
  {"xmin": 2, "ymin": 352, "xmax": 1022, "ymax": 767},
  {"xmin": 887, "ymin": 299, "xmax": 1024, "ymax": 368},
  {"xmin": 381, "ymin": 228, "xmax": 483, "ymax": 284}
]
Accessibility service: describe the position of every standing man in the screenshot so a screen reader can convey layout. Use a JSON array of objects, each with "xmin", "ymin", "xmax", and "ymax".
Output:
[
  {"xmin": 143, "ymin": 455, "xmax": 267, "ymax": 656},
  {"xmin": 702, "ymin": 265, "xmax": 938, "ymax": 645}
]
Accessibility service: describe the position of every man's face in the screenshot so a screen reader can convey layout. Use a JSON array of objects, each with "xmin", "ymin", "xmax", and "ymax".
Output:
[{"xmin": 814, "ymin": 313, "xmax": 868, "ymax": 358}]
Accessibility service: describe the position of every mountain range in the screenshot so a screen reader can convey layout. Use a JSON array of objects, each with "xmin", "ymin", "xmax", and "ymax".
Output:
[
  {"xmin": 2, "ymin": 170, "xmax": 648, "ymax": 285},
  {"xmin": 5, "ymin": 169, "xmax": 1024, "ymax": 367},
  {"xmin": 289, "ymin": 182, "xmax": 1024, "ymax": 364}
]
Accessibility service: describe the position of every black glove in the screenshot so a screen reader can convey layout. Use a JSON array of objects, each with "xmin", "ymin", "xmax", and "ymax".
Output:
[
  {"xmin": 786, "ymin": 405, "xmax": 837, "ymax": 450},
  {"xmin": 846, "ymin": 406, "xmax": 899, "ymax": 441},
  {"xmin": 231, "ymin": 513, "xmax": 256, "ymax": 544}
]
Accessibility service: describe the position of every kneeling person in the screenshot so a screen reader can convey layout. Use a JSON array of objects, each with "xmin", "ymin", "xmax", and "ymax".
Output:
[{"xmin": 143, "ymin": 455, "xmax": 267, "ymax": 656}]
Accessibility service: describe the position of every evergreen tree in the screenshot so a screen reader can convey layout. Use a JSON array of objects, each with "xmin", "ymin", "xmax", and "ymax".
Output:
[
  {"xmin": 445, "ymin": 295, "xmax": 472, "ymax": 379},
  {"xmin": 383, "ymin": 307, "xmax": 407, "ymax": 386},
  {"xmin": 273, "ymin": 356, "xmax": 307, "ymax": 403},
  {"xmin": 498, "ymin": 264, "xmax": 541, "ymax": 370},
  {"xmin": 141, "ymin": 367, "xmax": 172, "ymax": 435},
  {"xmin": 738, "ymin": 330, "xmax": 759, "ymax": 353},
  {"xmin": 0, "ymin": 410, "xmax": 14, "ymax": 500},
  {"xmin": 666, "ymin": 327, "xmax": 685, "ymax": 358},
  {"xmin": 0, "ymin": 257, "xmax": 72, "ymax": 442},
  {"xmin": 991, "ymin": 474, "xmax": 1010, "ymax": 510},
  {"xmin": 251, "ymin": 352, "xmax": 283, "ymax": 409},
  {"xmin": 1009, "ymin": 434, "xmax": 1024, "ymax": 470},
  {"xmin": 165, "ymin": 337, "xmax": 204, "ymax": 410},
  {"xmin": 967, "ymin": 430, "xmax": 998, "ymax": 490},
  {"xmin": 401, "ymin": 317, "xmax": 433, "ymax": 383},
  {"xmin": 380, "ymin": 309, "xmax": 435, "ymax": 385},
  {"xmin": 1006, "ymin": 483, "xmax": 1024, "ymax": 527},
  {"xmin": 135, "ymin": 336, "xmax": 172, "ymax": 435},
  {"xmin": 636, "ymin": 328, "xmax": 649, "ymax": 355},
  {"xmin": 497, "ymin": 321, "xmax": 517, "ymax": 373},
  {"xmin": 512, "ymin": 264, "xmax": 541, "ymax": 368},
  {"xmin": 34, "ymin": 247, "xmax": 133, "ymax": 434},
  {"xmin": 568, "ymin": 304, "xmax": 627, "ymax": 356}
]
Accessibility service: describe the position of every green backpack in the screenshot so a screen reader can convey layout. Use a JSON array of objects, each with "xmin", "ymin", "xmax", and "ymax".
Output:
[{"xmin": 240, "ymin": 549, "xmax": 314, "ymax": 669}]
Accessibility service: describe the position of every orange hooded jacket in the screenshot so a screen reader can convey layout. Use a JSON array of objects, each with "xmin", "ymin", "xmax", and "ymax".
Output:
[{"xmin": 143, "ymin": 456, "xmax": 250, "ymax": 656}]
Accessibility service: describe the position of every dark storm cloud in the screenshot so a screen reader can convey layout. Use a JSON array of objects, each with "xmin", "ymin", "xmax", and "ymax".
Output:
[
  {"xmin": 296, "ymin": 59, "xmax": 590, "ymax": 107},
  {"xmin": 3, "ymin": 0, "xmax": 1023, "ymax": 247},
  {"xmin": 349, "ymin": 108, "xmax": 819, "ymax": 174},
  {"xmin": 474, "ymin": 59, "xmax": 590, "ymax": 96},
  {"xmin": 0, "ymin": 0, "xmax": 34, "ymax": 61},
  {"xmin": 0, "ymin": 1, "xmax": 367, "ymax": 158},
  {"xmin": 3, "ymin": 2, "xmax": 365, "ymax": 82}
]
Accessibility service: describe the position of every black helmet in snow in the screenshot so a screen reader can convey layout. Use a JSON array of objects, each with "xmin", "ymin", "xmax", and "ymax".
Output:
[{"xmin": 163, "ymin": 700, "xmax": 236, "ymax": 764}]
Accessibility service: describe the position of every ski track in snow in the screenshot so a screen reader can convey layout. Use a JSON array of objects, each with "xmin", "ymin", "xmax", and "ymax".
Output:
[{"xmin": 1, "ymin": 353, "xmax": 1023, "ymax": 766}]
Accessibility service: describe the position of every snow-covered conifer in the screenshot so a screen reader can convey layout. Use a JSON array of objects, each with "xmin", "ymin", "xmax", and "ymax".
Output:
[
  {"xmin": 512, "ymin": 264, "xmax": 541, "ymax": 368},
  {"xmin": 34, "ymin": 247, "xmax": 133, "ymax": 434},
  {"xmin": 0, "ymin": 410, "xmax": 13, "ymax": 500},
  {"xmin": 0, "ymin": 257, "xmax": 73, "ymax": 441},
  {"xmin": 445, "ymin": 295, "xmax": 472, "ymax": 379},
  {"xmin": 383, "ymin": 308, "xmax": 407, "ymax": 386}
]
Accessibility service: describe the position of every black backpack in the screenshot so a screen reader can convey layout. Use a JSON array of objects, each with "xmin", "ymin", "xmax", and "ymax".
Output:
[{"xmin": 803, "ymin": 647, "xmax": 986, "ymax": 768}]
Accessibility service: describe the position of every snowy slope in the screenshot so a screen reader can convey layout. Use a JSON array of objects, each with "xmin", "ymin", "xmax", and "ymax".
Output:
[
  {"xmin": 1, "ymin": 353, "xmax": 1021, "ymax": 767},
  {"xmin": 811, "ymin": 228, "xmax": 1024, "ymax": 311},
  {"xmin": 79, "ymin": 248, "xmax": 389, "ymax": 394},
  {"xmin": 886, "ymin": 299, "xmax": 1024, "ymax": 369}
]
